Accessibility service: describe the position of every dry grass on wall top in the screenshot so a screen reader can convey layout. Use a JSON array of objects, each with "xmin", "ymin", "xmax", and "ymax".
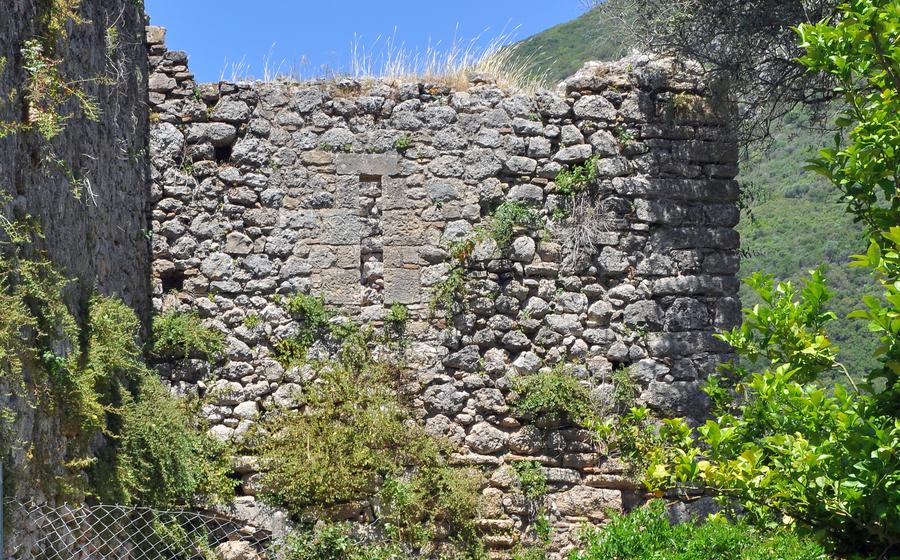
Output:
[{"xmin": 221, "ymin": 30, "xmax": 551, "ymax": 94}]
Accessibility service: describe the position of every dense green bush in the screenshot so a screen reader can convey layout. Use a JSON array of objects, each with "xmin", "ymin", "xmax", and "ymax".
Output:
[
  {"xmin": 151, "ymin": 310, "xmax": 224, "ymax": 361},
  {"xmin": 258, "ymin": 337, "xmax": 438, "ymax": 509},
  {"xmin": 281, "ymin": 523, "xmax": 403, "ymax": 560},
  {"xmin": 110, "ymin": 373, "xmax": 235, "ymax": 507},
  {"xmin": 1, "ymin": 211, "xmax": 233, "ymax": 504},
  {"xmin": 510, "ymin": 363, "xmax": 593, "ymax": 424},
  {"xmin": 571, "ymin": 500, "xmax": 827, "ymax": 560},
  {"xmin": 256, "ymin": 330, "xmax": 483, "ymax": 556}
]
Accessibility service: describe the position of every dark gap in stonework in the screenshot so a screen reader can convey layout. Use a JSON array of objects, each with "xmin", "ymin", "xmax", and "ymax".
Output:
[
  {"xmin": 160, "ymin": 269, "xmax": 185, "ymax": 292},
  {"xmin": 214, "ymin": 144, "xmax": 232, "ymax": 163}
]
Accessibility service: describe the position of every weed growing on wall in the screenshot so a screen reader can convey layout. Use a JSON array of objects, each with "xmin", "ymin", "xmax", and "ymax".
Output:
[
  {"xmin": 554, "ymin": 157, "xmax": 598, "ymax": 199},
  {"xmin": 21, "ymin": 38, "xmax": 100, "ymax": 142},
  {"xmin": 253, "ymin": 328, "xmax": 484, "ymax": 557},
  {"xmin": 430, "ymin": 201, "xmax": 541, "ymax": 314},
  {"xmin": 513, "ymin": 461, "xmax": 548, "ymax": 499},
  {"xmin": 510, "ymin": 362, "xmax": 593, "ymax": 425},
  {"xmin": 151, "ymin": 311, "xmax": 225, "ymax": 361},
  {"xmin": 273, "ymin": 292, "xmax": 335, "ymax": 367},
  {"xmin": 429, "ymin": 265, "xmax": 468, "ymax": 313},
  {"xmin": 0, "ymin": 1, "xmax": 101, "ymax": 143},
  {"xmin": 483, "ymin": 201, "xmax": 541, "ymax": 248}
]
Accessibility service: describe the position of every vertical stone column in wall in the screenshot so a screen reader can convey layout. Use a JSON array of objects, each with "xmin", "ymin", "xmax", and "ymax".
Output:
[
  {"xmin": 382, "ymin": 176, "xmax": 426, "ymax": 306},
  {"xmin": 331, "ymin": 154, "xmax": 405, "ymax": 306}
]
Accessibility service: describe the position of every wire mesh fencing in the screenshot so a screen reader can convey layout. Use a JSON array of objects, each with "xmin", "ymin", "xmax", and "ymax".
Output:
[{"xmin": 4, "ymin": 499, "xmax": 280, "ymax": 560}]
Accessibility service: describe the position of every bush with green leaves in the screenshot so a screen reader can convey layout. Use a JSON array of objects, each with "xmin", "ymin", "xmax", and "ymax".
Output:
[
  {"xmin": 0, "ymin": 216, "xmax": 148, "ymax": 495},
  {"xmin": 377, "ymin": 467, "xmax": 484, "ymax": 554},
  {"xmin": 149, "ymin": 515, "xmax": 216, "ymax": 560},
  {"xmin": 281, "ymin": 523, "xmax": 404, "ymax": 560},
  {"xmin": 554, "ymin": 157, "xmax": 598, "ymax": 198},
  {"xmin": 108, "ymin": 373, "xmax": 235, "ymax": 507},
  {"xmin": 571, "ymin": 500, "xmax": 828, "ymax": 560},
  {"xmin": 151, "ymin": 311, "xmax": 224, "ymax": 361},
  {"xmin": 1, "ymin": 210, "xmax": 234, "ymax": 504},
  {"xmin": 510, "ymin": 363, "xmax": 593, "ymax": 425},
  {"xmin": 255, "ymin": 330, "xmax": 484, "ymax": 556}
]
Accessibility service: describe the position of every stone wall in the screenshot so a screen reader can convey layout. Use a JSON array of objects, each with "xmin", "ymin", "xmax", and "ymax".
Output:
[
  {"xmin": 147, "ymin": 26, "xmax": 740, "ymax": 552},
  {"xmin": 0, "ymin": 2, "xmax": 150, "ymax": 556}
]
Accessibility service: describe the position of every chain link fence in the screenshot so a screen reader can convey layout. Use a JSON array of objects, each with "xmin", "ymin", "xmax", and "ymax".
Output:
[{"xmin": 3, "ymin": 498, "xmax": 281, "ymax": 560}]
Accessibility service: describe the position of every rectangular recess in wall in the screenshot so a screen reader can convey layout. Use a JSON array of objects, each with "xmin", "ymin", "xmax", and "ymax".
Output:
[{"xmin": 359, "ymin": 174, "xmax": 384, "ymax": 305}]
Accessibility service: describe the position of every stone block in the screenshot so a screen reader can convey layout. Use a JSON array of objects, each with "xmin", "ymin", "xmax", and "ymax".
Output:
[
  {"xmin": 383, "ymin": 211, "xmax": 426, "ymax": 245},
  {"xmin": 334, "ymin": 153, "xmax": 400, "ymax": 176},
  {"xmin": 318, "ymin": 268, "xmax": 362, "ymax": 305},
  {"xmin": 383, "ymin": 266, "xmax": 421, "ymax": 304},
  {"xmin": 319, "ymin": 213, "xmax": 360, "ymax": 245},
  {"xmin": 553, "ymin": 486, "xmax": 621, "ymax": 520},
  {"xmin": 384, "ymin": 245, "xmax": 421, "ymax": 268}
]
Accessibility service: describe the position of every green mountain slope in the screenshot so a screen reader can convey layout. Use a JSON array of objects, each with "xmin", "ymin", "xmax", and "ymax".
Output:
[
  {"xmin": 509, "ymin": 7, "xmax": 624, "ymax": 84},
  {"xmin": 513, "ymin": 8, "xmax": 879, "ymax": 375}
]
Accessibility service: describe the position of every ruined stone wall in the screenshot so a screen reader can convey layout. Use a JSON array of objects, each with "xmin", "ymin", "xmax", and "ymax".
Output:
[
  {"xmin": 0, "ymin": 2, "xmax": 150, "ymax": 556},
  {"xmin": 147, "ymin": 27, "xmax": 740, "ymax": 552}
]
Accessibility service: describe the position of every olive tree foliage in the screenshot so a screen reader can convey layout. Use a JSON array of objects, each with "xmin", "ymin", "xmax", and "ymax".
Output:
[{"xmin": 588, "ymin": 0, "xmax": 841, "ymax": 146}]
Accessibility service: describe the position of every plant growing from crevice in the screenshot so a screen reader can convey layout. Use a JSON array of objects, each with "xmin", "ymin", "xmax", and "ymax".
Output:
[
  {"xmin": 273, "ymin": 292, "xmax": 333, "ymax": 367},
  {"xmin": 393, "ymin": 134, "xmax": 412, "ymax": 151},
  {"xmin": 243, "ymin": 313, "xmax": 261, "ymax": 328},
  {"xmin": 510, "ymin": 362, "xmax": 593, "ymax": 425},
  {"xmin": 384, "ymin": 303, "xmax": 409, "ymax": 341},
  {"xmin": 431, "ymin": 202, "xmax": 540, "ymax": 315},
  {"xmin": 483, "ymin": 201, "xmax": 541, "ymax": 249},
  {"xmin": 513, "ymin": 460, "xmax": 548, "ymax": 499},
  {"xmin": 429, "ymin": 265, "xmax": 468, "ymax": 314},
  {"xmin": 554, "ymin": 157, "xmax": 598, "ymax": 199},
  {"xmin": 150, "ymin": 311, "xmax": 225, "ymax": 362},
  {"xmin": 512, "ymin": 461, "xmax": 552, "ymax": 560}
]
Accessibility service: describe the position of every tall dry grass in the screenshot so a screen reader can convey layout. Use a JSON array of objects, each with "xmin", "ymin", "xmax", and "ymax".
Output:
[
  {"xmin": 218, "ymin": 28, "xmax": 551, "ymax": 93},
  {"xmin": 349, "ymin": 27, "xmax": 550, "ymax": 92}
]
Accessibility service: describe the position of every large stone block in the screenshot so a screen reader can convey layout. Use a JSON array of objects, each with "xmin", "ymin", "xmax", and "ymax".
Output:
[
  {"xmin": 383, "ymin": 266, "xmax": 421, "ymax": 304},
  {"xmin": 317, "ymin": 268, "xmax": 362, "ymax": 305},
  {"xmin": 553, "ymin": 486, "xmax": 622, "ymax": 520},
  {"xmin": 319, "ymin": 213, "xmax": 360, "ymax": 245},
  {"xmin": 334, "ymin": 153, "xmax": 400, "ymax": 176}
]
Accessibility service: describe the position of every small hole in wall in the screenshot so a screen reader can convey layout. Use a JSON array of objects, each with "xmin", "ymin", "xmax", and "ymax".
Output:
[
  {"xmin": 214, "ymin": 144, "xmax": 232, "ymax": 163},
  {"xmin": 160, "ymin": 270, "xmax": 186, "ymax": 293}
]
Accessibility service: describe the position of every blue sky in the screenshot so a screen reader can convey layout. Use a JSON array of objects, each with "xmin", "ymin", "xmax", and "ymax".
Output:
[{"xmin": 145, "ymin": 1, "xmax": 585, "ymax": 83}]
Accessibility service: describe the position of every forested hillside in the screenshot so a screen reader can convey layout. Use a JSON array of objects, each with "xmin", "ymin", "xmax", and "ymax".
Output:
[{"xmin": 512, "ymin": 7, "xmax": 878, "ymax": 375}]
